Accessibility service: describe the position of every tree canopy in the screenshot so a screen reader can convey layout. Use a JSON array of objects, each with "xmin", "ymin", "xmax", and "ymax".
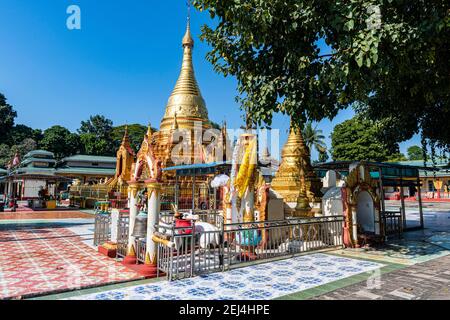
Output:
[
  {"xmin": 331, "ymin": 115, "xmax": 406, "ymax": 162},
  {"xmin": 111, "ymin": 124, "xmax": 155, "ymax": 153},
  {"xmin": 0, "ymin": 93, "xmax": 17, "ymax": 143},
  {"xmin": 302, "ymin": 121, "xmax": 327, "ymax": 154},
  {"xmin": 10, "ymin": 124, "xmax": 43, "ymax": 146},
  {"xmin": 40, "ymin": 126, "xmax": 81, "ymax": 159},
  {"xmin": 407, "ymin": 145, "xmax": 425, "ymax": 161},
  {"xmin": 193, "ymin": 0, "xmax": 450, "ymax": 153},
  {"xmin": 78, "ymin": 115, "xmax": 115, "ymax": 156}
]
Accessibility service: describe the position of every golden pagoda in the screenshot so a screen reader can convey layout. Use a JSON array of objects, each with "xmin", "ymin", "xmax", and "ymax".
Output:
[
  {"xmin": 271, "ymin": 121, "xmax": 322, "ymax": 217},
  {"xmin": 153, "ymin": 18, "xmax": 212, "ymax": 168}
]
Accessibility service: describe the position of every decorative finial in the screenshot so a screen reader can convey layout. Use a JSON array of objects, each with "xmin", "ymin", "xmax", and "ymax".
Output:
[
  {"xmin": 121, "ymin": 125, "xmax": 129, "ymax": 143},
  {"xmin": 147, "ymin": 123, "xmax": 153, "ymax": 137},
  {"xmin": 182, "ymin": 1, "xmax": 194, "ymax": 48}
]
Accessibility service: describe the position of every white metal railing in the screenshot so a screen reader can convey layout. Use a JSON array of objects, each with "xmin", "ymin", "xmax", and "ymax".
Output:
[{"xmin": 155, "ymin": 215, "xmax": 344, "ymax": 281}]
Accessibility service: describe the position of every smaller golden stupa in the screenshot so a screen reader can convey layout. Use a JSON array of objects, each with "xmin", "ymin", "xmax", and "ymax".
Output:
[{"xmin": 271, "ymin": 120, "xmax": 322, "ymax": 217}]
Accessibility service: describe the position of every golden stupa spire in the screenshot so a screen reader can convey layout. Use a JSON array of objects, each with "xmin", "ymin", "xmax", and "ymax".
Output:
[
  {"xmin": 160, "ymin": 9, "xmax": 209, "ymax": 131},
  {"xmin": 271, "ymin": 119, "xmax": 322, "ymax": 217},
  {"xmin": 170, "ymin": 18, "xmax": 200, "ymax": 97}
]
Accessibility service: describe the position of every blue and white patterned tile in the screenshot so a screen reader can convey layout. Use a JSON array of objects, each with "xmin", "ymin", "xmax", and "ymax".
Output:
[{"xmin": 68, "ymin": 253, "xmax": 383, "ymax": 300}]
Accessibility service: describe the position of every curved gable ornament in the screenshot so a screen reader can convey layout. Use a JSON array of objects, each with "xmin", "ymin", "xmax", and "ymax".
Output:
[
  {"xmin": 131, "ymin": 129, "xmax": 163, "ymax": 183},
  {"xmin": 345, "ymin": 162, "xmax": 379, "ymax": 206}
]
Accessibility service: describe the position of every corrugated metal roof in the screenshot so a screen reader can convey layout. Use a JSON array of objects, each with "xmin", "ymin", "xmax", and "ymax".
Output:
[
  {"xmin": 55, "ymin": 167, "xmax": 115, "ymax": 175},
  {"xmin": 393, "ymin": 160, "xmax": 449, "ymax": 168},
  {"xmin": 24, "ymin": 150, "xmax": 55, "ymax": 159},
  {"xmin": 61, "ymin": 155, "xmax": 116, "ymax": 163},
  {"xmin": 21, "ymin": 157, "xmax": 56, "ymax": 166},
  {"xmin": 163, "ymin": 161, "xmax": 231, "ymax": 176}
]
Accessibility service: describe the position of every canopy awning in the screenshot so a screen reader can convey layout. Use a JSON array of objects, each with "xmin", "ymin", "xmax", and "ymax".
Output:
[
  {"xmin": 312, "ymin": 160, "xmax": 437, "ymax": 185},
  {"xmin": 163, "ymin": 161, "xmax": 231, "ymax": 176}
]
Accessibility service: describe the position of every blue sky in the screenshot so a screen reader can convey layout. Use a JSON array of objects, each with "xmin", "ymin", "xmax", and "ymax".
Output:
[{"xmin": 0, "ymin": 1, "xmax": 419, "ymax": 160}]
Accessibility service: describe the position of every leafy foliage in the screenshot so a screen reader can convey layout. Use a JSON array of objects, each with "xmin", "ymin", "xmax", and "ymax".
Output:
[
  {"xmin": 302, "ymin": 121, "xmax": 327, "ymax": 154},
  {"xmin": 193, "ymin": 0, "xmax": 450, "ymax": 151},
  {"xmin": 111, "ymin": 124, "xmax": 155, "ymax": 153},
  {"xmin": 10, "ymin": 125, "xmax": 43, "ymax": 146},
  {"xmin": 318, "ymin": 150, "xmax": 329, "ymax": 163},
  {"xmin": 331, "ymin": 115, "xmax": 404, "ymax": 162},
  {"xmin": 78, "ymin": 115, "xmax": 115, "ymax": 156},
  {"xmin": 40, "ymin": 126, "xmax": 81, "ymax": 159},
  {"xmin": 0, "ymin": 139, "xmax": 38, "ymax": 168},
  {"xmin": 407, "ymin": 145, "xmax": 425, "ymax": 161},
  {"xmin": 0, "ymin": 93, "xmax": 17, "ymax": 143}
]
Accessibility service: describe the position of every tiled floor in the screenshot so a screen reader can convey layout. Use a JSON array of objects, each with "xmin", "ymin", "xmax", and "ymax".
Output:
[
  {"xmin": 332, "ymin": 239, "xmax": 450, "ymax": 265},
  {"xmin": 0, "ymin": 223, "xmax": 143, "ymax": 299},
  {"xmin": 313, "ymin": 254, "xmax": 450, "ymax": 300},
  {"xmin": 0, "ymin": 210, "xmax": 94, "ymax": 220},
  {"xmin": 64, "ymin": 253, "xmax": 383, "ymax": 300}
]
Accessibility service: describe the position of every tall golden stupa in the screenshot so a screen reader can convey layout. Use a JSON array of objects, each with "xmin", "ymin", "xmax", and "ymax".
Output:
[
  {"xmin": 271, "ymin": 121, "xmax": 322, "ymax": 217},
  {"xmin": 153, "ymin": 19, "xmax": 212, "ymax": 167}
]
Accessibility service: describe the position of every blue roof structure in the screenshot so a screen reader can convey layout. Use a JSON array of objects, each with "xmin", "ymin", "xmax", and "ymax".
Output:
[{"xmin": 163, "ymin": 161, "xmax": 231, "ymax": 176}]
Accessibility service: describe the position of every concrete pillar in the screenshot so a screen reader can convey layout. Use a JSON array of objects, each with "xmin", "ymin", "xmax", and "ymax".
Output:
[
  {"xmin": 400, "ymin": 178, "xmax": 406, "ymax": 230},
  {"xmin": 141, "ymin": 181, "xmax": 161, "ymax": 277},
  {"xmin": 123, "ymin": 182, "xmax": 140, "ymax": 264},
  {"xmin": 417, "ymin": 176, "xmax": 424, "ymax": 229},
  {"xmin": 110, "ymin": 209, "xmax": 120, "ymax": 242}
]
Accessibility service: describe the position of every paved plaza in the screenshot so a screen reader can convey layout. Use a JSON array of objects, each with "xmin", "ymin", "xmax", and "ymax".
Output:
[
  {"xmin": 63, "ymin": 253, "xmax": 383, "ymax": 300},
  {"xmin": 1, "ymin": 202, "xmax": 450, "ymax": 300},
  {"xmin": 0, "ymin": 211, "xmax": 143, "ymax": 299},
  {"xmin": 313, "ymin": 254, "xmax": 450, "ymax": 300}
]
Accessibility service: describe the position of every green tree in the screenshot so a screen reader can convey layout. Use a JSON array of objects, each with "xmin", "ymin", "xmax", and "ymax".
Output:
[
  {"xmin": 302, "ymin": 122, "xmax": 327, "ymax": 154},
  {"xmin": 0, "ymin": 138, "xmax": 38, "ymax": 168},
  {"xmin": 10, "ymin": 125, "xmax": 43, "ymax": 146},
  {"xmin": 0, "ymin": 93, "xmax": 17, "ymax": 143},
  {"xmin": 318, "ymin": 150, "xmax": 329, "ymax": 163},
  {"xmin": 78, "ymin": 115, "xmax": 115, "ymax": 155},
  {"xmin": 331, "ymin": 116, "xmax": 402, "ymax": 162},
  {"xmin": 209, "ymin": 121, "xmax": 221, "ymax": 130},
  {"xmin": 111, "ymin": 124, "xmax": 154, "ymax": 153},
  {"xmin": 407, "ymin": 145, "xmax": 425, "ymax": 161},
  {"xmin": 40, "ymin": 126, "xmax": 81, "ymax": 159},
  {"xmin": 193, "ymin": 0, "xmax": 450, "ymax": 150},
  {"xmin": 0, "ymin": 144, "xmax": 11, "ymax": 168}
]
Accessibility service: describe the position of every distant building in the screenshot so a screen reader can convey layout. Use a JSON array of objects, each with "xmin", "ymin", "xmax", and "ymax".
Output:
[
  {"xmin": 0, "ymin": 150, "xmax": 116, "ymax": 200},
  {"xmin": 55, "ymin": 154, "xmax": 116, "ymax": 185},
  {"xmin": 0, "ymin": 150, "xmax": 69, "ymax": 200},
  {"xmin": 393, "ymin": 160, "xmax": 450, "ymax": 198}
]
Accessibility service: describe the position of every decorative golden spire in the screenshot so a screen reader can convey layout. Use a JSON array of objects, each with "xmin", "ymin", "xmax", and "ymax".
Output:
[
  {"xmin": 182, "ymin": 17, "xmax": 194, "ymax": 48},
  {"xmin": 120, "ymin": 125, "xmax": 134, "ymax": 155},
  {"xmin": 147, "ymin": 123, "xmax": 153, "ymax": 138},
  {"xmin": 160, "ymin": 15, "xmax": 209, "ymax": 131},
  {"xmin": 122, "ymin": 125, "xmax": 129, "ymax": 143}
]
